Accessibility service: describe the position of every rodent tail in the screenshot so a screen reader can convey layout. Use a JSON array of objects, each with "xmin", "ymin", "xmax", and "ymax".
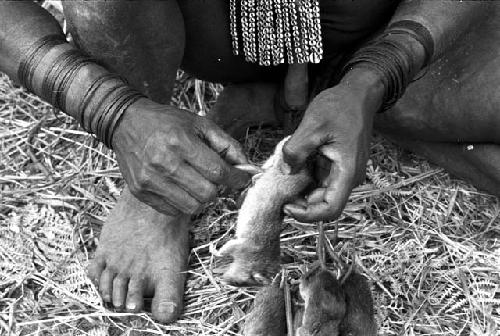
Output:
[{"xmin": 317, "ymin": 221, "xmax": 327, "ymax": 269}]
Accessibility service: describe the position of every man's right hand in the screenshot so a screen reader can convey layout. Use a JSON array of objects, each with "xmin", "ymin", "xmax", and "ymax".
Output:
[{"xmin": 112, "ymin": 98, "xmax": 250, "ymax": 215}]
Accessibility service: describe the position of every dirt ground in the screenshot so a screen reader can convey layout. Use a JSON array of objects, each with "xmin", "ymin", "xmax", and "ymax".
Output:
[{"xmin": 0, "ymin": 2, "xmax": 499, "ymax": 335}]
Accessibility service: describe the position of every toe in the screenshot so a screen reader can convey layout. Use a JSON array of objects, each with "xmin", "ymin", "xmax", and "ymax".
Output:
[
  {"xmin": 87, "ymin": 257, "xmax": 105, "ymax": 286},
  {"xmin": 100, "ymin": 268, "xmax": 115, "ymax": 303},
  {"xmin": 112, "ymin": 274, "xmax": 129, "ymax": 309},
  {"xmin": 126, "ymin": 277, "xmax": 145, "ymax": 312},
  {"xmin": 151, "ymin": 275, "xmax": 185, "ymax": 323}
]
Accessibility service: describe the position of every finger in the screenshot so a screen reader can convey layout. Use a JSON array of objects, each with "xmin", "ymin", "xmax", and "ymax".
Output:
[
  {"xmin": 285, "ymin": 160, "xmax": 355, "ymax": 222},
  {"xmin": 126, "ymin": 277, "xmax": 145, "ymax": 312},
  {"xmin": 282, "ymin": 125, "xmax": 324, "ymax": 172},
  {"xmin": 140, "ymin": 193, "xmax": 181, "ymax": 216},
  {"xmin": 168, "ymin": 161, "xmax": 217, "ymax": 203},
  {"xmin": 201, "ymin": 121, "xmax": 248, "ymax": 165},
  {"xmin": 306, "ymin": 188, "xmax": 326, "ymax": 203},
  {"xmin": 284, "ymin": 201, "xmax": 333, "ymax": 223},
  {"xmin": 185, "ymin": 140, "xmax": 250, "ymax": 190},
  {"xmin": 112, "ymin": 274, "xmax": 129, "ymax": 309},
  {"xmin": 141, "ymin": 179, "xmax": 202, "ymax": 215}
]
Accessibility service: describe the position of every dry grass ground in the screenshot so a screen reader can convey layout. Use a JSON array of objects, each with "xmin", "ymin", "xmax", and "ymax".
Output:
[{"xmin": 1, "ymin": 2, "xmax": 499, "ymax": 335}]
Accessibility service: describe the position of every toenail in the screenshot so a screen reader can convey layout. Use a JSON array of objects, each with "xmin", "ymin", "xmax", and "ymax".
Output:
[
  {"xmin": 103, "ymin": 295, "xmax": 111, "ymax": 302},
  {"xmin": 158, "ymin": 302, "xmax": 177, "ymax": 316},
  {"xmin": 126, "ymin": 302, "xmax": 136, "ymax": 310}
]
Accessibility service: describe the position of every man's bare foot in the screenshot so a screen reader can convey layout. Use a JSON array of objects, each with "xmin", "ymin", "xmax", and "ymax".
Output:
[
  {"xmin": 88, "ymin": 187, "xmax": 190, "ymax": 323},
  {"xmin": 206, "ymin": 82, "xmax": 280, "ymax": 140}
]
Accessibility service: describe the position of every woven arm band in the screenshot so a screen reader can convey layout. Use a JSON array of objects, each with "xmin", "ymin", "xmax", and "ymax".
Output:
[
  {"xmin": 387, "ymin": 20, "xmax": 434, "ymax": 68},
  {"xmin": 342, "ymin": 20, "xmax": 434, "ymax": 112},
  {"xmin": 17, "ymin": 35, "xmax": 145, "ymax": 148}
]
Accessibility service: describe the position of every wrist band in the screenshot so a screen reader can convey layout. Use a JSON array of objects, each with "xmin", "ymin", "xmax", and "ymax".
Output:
[
  {"xmin": 78, "ymin": 73, "xmax": 124, "ymax": 129},
  {"xmin": 96, "ymin": 86, "xmax": 144, "ymax": 148},
  {"xmin": 342, "ymin": 37, "xmax": 415, "ymax": 112},
  {"xmin": 17, "ymin": 34, "xmax": 66, "ymax": 93},
  {"xmin": 87, "ymin": 80, "xmax": 126, "ymax": 137},
  {"xmin": 386, "ymin": 20, "xmax": 434, "ymax": 68},
  {"xmin": 80, "ymin": 77, "xmax": 144, "ymax": 148}
]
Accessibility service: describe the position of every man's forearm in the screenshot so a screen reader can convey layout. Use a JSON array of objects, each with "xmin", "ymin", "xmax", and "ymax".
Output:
[
  {"xmin": 340, "ymin": 0, "xmax": 491, "ymax": 114},
  {"xmin": 0, "ymin": 2, "xmax": 144, "ymax": 147},
  {"xmin": 390, "ymin": 0, "xmax": 491, "ymax": 64},
  {"xmin": 0, "ymin": 2, "xmax": 65, "ymax": 81}
]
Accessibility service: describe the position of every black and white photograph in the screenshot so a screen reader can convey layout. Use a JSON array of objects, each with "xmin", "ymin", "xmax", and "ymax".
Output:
[{"xmin": 0, "ymin": 0, "xmax": 499, "ymax": 335}]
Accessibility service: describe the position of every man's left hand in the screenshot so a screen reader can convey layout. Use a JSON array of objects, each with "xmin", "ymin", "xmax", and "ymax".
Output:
[{"xmin": 282, "ymin": 68, "xmax": 385, "ymax": 222}]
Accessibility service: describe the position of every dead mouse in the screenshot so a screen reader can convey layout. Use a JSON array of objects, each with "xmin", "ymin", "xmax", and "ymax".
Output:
[
  {"xmin": 243, "ymin": 274, "xmax": 287, "ymax": 336},
  {"xmin": 218, "ymin": 136, "xmax": 312, "ymax": 286},
  {"xmin": 296, "ymin": 222, "xmax": 377, "ymax": 336},
  {"xmin": 296, "ymin": 222, "xmax": 347, "ymax": 336},
  {"xmin": 339, "ymin": 269, "xmax": 377, "ymax": 336}
]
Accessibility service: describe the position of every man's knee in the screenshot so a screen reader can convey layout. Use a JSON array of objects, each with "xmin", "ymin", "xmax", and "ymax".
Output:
[{"xmin": 62, "ymin": 0, "xmax": 184, "ymax": 103}]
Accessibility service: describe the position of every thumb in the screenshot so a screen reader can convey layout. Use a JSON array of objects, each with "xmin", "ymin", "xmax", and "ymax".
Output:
[
  {"xmin": 202, "ymin": 121, "xmax": 248, "ymax": 165},
  {"xmin": 282, "ymin": 128, "xmax": 322, "ymax": 173}
]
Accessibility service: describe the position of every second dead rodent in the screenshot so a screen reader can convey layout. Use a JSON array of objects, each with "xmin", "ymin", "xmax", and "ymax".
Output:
[
  {"xmin": 243, "ymin": 275, "xmax": 287, "ymax": 336},
  {"xmin": 296, "ymin": 222, "xmax": 377, "ymax": 336}
]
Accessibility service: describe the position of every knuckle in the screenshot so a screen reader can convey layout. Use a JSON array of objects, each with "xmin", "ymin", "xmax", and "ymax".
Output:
[
  {"xmin": 199, "ymin": 185, "xmax": 217, "ymax": 202},
  {"xmin": 183, "ymin": 199, "xmax": 201, "ymax": 214},
  {"xmin": 282, "ymin": 141, "xmax": 298, "ymax": 160},
  {"xmin": 128, "ymin": 181, "xmax": 141, "ymax": 196},
  {"xmin": 166, "ymin": 158, "xmax": 182, "ymax": 177},
  {"xmin": 231, "ymin": 142, "xmax": 246, "ymax": 158},
  {"xmin": 209, "ymin": 164, "xmax": 226, "ymax": 181},
  {"xmin": 136, "ymin": 168, "xmax": 152, "ymax": 190},
  {"xmin": 164, "ymin": 204, "xmax": 181, "ymax": 216},
  {"xmin": 167, "ymin": 133, "xmax": 182, "ymax": 148},
  {"xmin": 148, "ymin": 150, "xmax": 165, "ymax": 168},
  {"xmin": 283, "ymin": 142, "xmax": 301, "ymax": 164},
  {"xmin": 166, "ymin": 127, "xmax": 189, "ymax": 149}
]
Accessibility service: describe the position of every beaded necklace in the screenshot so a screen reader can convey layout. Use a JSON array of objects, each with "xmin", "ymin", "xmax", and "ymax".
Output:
[{"xmin": 230, "ymin": 0, "xmax": 323, "ymax": 66}]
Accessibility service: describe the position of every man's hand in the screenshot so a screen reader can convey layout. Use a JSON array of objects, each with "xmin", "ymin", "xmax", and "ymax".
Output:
[
  {"xmin": 282, "ymin": 68, "xmax": 385, "ymax": 222},
  {"xmin": 112, "ymin": 99, "xmax": 250, "ymax": 215}
]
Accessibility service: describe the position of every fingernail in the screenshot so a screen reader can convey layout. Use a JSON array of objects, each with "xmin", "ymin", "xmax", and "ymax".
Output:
[{"xmin": 158, "ymin": 302, "xmax": 177, "ymax": 315}]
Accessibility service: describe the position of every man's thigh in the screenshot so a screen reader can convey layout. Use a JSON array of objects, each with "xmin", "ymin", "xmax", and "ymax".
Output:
[
  {"xmin": 63, "ymin": 0, "xmax": 184, "ymax": 103},
  {"xmin": 375, "ymin": 4, "xmax": 500, "ymax": 144}
]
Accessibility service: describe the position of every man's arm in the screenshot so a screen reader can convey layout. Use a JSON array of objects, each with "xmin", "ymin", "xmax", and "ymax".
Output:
[
  {"xmin": 282, "ymin": 0, "xmax": 491, "ymax": 222},
  {"xmin": 0, "ymin": 1, "xmax": 249, "ymax": 215},
  {"xmin": 0, "ymin": 2, "xmax": 65, "ymax": 82},
  {"xmin": 389, "ymin": 0, "xmax": 491, "ymax": 66}
]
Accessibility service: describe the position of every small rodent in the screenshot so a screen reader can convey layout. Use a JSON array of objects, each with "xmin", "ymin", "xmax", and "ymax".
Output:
[
  {"xmin": 243, "ymin": 274, "xmax": 287, "ymax": 336},
  {"xmin": 219, "ymin": 137, "xmax": 312, "ymax": 286},
  {"xmin": 339, "ymin": 270, "xmax": 377, "ymax": 336},
  {"xmin": 296, "ymin": 223, "xmax": 377, "ymax": 336}
]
